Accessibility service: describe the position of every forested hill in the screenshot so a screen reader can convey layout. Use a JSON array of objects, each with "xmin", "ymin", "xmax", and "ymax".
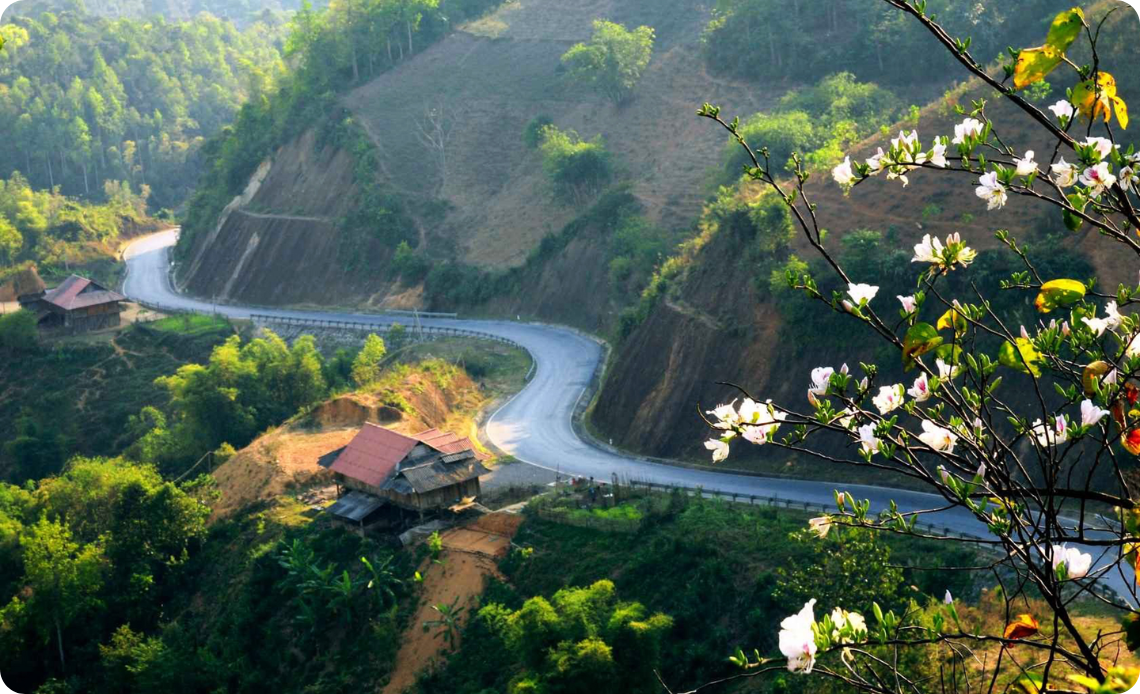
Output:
[
  {"xmin": 0, "ymin": 5, "xmax": 288, "ymax": 210},
  {"xmin": 2, "ymin": 0, "xmax": 325, "ymax": 27}
]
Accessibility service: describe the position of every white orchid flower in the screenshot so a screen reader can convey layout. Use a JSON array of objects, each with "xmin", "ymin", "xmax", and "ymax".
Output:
[
  {"xmin": 908, "ymin": 372, "xmax": 931, "ymax": 402},
  {"xmin": 1080, "ymin": 162, "xmax": 1117, "ymax": 197},
  {"xmin": 919, "ymin": 420, "xmax": 957, "ymax": 453},
  {"xmin": 832, "ymin": 156, "xmax": 856, "ymax": 186},
  {"xmin": 1080, "ymin": 399, "xmax": 1110, "ymax": 427},
  {"xmin": 1031, "ymin": 417, "xmax": 1068, "ymax": 447},
  {"xmin": 1082, "ymin": 136, "xmax": 1115, "ymax": 161},
  {"xmin": 858, "ymin": 423, "xmax": 881, "ymax": 455},
  {"xmin": 779, "ymin": 600, "xmax": 818, "ymax": 674},
  {"xmin": 952, "ymin": 118, "xmax": 984, "ymax": 145},
  {"xmin": 872, "ymin": 384, "xmax": 904, "ymax": 415},
  {"xmin": 929, "ymin": 141, "xmax": 948, "ymax": 168},
  {"xmin": 897, "ymin": 295, "xmax": 917, "ymax": 313},
  {"xmin": 704, "ymin": 438, "xmax": 730, "ymax": 462},
  {"xmin": 975, "ymin": 171, "xmax": 1008, "ymax": 210},
  {"xmin": 847, "ymin": 283, "xmax": 879, "ymax": 306},
  {"xmin": 1014, "ymin": 150, "xmax": 1037, "ymax": 177},
  {"xmin": 1051, "ymin": 158, "xmax": 1079, "ymax": 187},
  {"xmin": 1051, "ymin": 544, "xmax": 1092, "ymax": 580},
  {"xmin": 1048, "ymin": 100, "xmax": 1074, "ymax": 123}
]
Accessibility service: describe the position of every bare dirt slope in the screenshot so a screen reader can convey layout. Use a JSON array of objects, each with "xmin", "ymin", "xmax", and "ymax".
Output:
[
  {"xmin": 179, "ymin": 0, "xmax": 768, "ymax": 309},
  {"xmin": 381, "ymin": 513, "xmax": 522, "ymax": 694},
  {"xmin": 593, "ymin": 64, "xmax": 1140, "ymax": 458}
]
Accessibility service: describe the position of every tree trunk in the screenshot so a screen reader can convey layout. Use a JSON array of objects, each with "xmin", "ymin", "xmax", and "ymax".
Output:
[
  {"xmin": 56, "ymin": 618, "xmax": 65, "ymax": 669},
  {"xmin": 407, "ymin": 20, "xmax": 413, "ymax": 56},
  {"xmin": 387, "ymin": 37, "xmax": 393, "ymax": 65},
  {"xmin": 46, "ymin": 154, "xmax": 54, "ymax": 188},
  {"xmin": 82, "ymin": 162, "xmax": 89, "ymax": 195},
  {"xmin": 351, "ymin": 43, "xmax": 359, "ymax": 82}
]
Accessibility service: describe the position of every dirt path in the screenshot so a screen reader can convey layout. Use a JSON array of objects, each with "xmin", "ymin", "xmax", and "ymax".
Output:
[
  {"xmin": 381, "ymin": 516, "xmax": 522, "ymax": 694},
  {"xmin": 234, "ymin": 209, "xmax": 335, "ymax": 224}
]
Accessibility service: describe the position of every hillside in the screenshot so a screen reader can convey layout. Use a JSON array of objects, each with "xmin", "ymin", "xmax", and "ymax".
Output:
[
  {"xmin": 175, "ymin": 0, "xmax": 768, "ymax": 307},
  {"xmin": 591, "ymin": 4, "xmax": 1140, "ymax": 461}
]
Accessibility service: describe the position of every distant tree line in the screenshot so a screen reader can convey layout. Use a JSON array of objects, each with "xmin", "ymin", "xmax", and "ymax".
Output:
[{"xmin": 0, "ymin": 7, "xmax": 290, "ymax": 210}]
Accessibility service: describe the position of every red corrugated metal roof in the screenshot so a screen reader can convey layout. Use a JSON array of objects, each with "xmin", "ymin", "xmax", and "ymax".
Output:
[
  {"xmin": 42, "ymin": 275, "xmax": 125, "ymax": 311},
  {"xmin": 329, "ymin": 424, "xmax": 418, "ymax": 487}
]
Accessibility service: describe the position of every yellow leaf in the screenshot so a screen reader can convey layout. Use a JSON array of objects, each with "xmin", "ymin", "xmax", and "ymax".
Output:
[
  {"xmin": 1081, "ymin": 361, "xmax": 1111, "ymax": 396},
  {"xmin": 1114, "ymin": 95, "xmax": 1129, "ymax": 130},
  {"xmin": 936, "ymin": 309, "xmax": 968, "ymax": 337},
  {"xmin": 1073, "ymin": 72, "xmax": 1119, "ymax": 126},
  {"xmin": 1034, "ymin": 279, "xmax": 1085, "ymax": 313},
  {"xmin": 1014, "ymin": 46, "xmax": 1062, "ymax": 90}
]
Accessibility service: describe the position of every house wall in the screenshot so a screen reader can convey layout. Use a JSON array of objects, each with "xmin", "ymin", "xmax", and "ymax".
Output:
[{"xmin": 337, "ymin": 474, "xmax": 482, "ymax": 511}]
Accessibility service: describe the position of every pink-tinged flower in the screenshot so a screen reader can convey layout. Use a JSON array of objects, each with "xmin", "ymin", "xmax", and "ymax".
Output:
[
  {"xmin": 1031, "ymin": 416, "xmax": 1068, "ymax": 447},
  {"xmin": 944, "ymin": 589, "xmax": 954, "ymax": 604},
  {"xmin": 704, "ymin": 438, "xmax": 730, "ymax": 462},
  {"xmin": 847, "ymin": 283, "xmax": 879, "ymax": 305},
  {"xmin": 1127, "ymin": 333, "xmax": 1140, "ymax": 359},
  {"xmin": 779, "ymin": 600, "xmax": 818, "ymax": 674},
  {"xmin": 1051, "ymin": 544, "xmax": 1092, "ymax": 580},
  {"xmin": 952, "ymin": 118, "xmax": 984, "ymax": 145},
  {"xmin": 1051, "ymin": 158, "xmax": 1079, "ymax": 187},
  {"xmin": 908, "ymin": 372, "xmax": 931, "ymax": 402},
  {"xmin": 858, "ymin": 424, "xmax": 881, "ymax": 455},
  {"xmin": 898, "ymin": 295, "xmax": 917, "ymax": 313},
  {"xmin": 1048, "ymin": 100, "xmax": 1074, "ymax": 123},
  {"xmin": 865, "ymin": 148, "xmax": 886, "ymax": 174},
  {"xmin": 1014, "ymin": 150, "xmax": 1037, "ymax": 177},
  {"xmin": 975, "ymin": 171, "xmax": 1008, "ymax": 210},
  {"xmin": 1080, "ymin": 399, "xmax": 1109, "ymax": 427},
  {"xmin": 1082, "ymin": 137, "xmax": 1115, "ymax": 161},
  {"xmin": 832, "ymin": 156, "xmax": 856, "ymax": 186},
  {"xmin": 808, "ymin": 367, "xmax": 834, "ymax": 404},
  {"xmin": 741, "ymin": 400, "xmax": 786, "ymax": 445},
  {"xmin": 872, "ymin": 384, "xmax": 904, "ymax": 415},
  {"xmin": 1080, "ymin": 162, "xmax": 1117, "ymax": 197},
  {"xmin": 919, "ymin": 421, "xmax": 957, "ymax": 453},
  {"xmin": 1020, "ymin": 324, "xmax": 1031, "ymax": 340}
]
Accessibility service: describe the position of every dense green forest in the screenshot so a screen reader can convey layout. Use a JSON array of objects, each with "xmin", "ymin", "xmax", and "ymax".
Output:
[
  {"xmin": 0, "ymin": 173, "xmax": 153, "ymax": 284},
  {"xmin": 4, "ymin": 0, "xmax": 327, "ymax": 28},
  {"xmin": 0, "ymin": 5, "xmax": 289, "ymax": 210},
  {"xmin": 701, "ymin": 0, "xmax": 1073, "ymax": 84}
]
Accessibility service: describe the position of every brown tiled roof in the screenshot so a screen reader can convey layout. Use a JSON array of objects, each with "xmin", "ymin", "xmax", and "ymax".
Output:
[
  {"xmin": 329, "ymin": 424, "xmax": 418, "ymax": 487},
  {"xmin": 42, "ymin": 275, "xmax": 125, "ymax": 311}
]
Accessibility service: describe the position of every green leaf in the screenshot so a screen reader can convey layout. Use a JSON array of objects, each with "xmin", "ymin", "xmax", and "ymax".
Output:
[
  {"xmin": 935, "ymin": 344, "xmax": 963, "ymax": 365},
  {"xmin": 999, "ymin": 338, "xmax": 1042, "ymax": 377},
  {"xmin": 1063, "ymin": 194, "xmax": 1086, "ymax": 231},
  {"xmin": 1045, "ymin": 8, "xmax": 1085, "ymax": 53},
  {"xmin": 1034, "ymin": 279, "xmax": 1086, "ymax": 313},
  {"xmin": 903, "ymin": 323, "xmax": 943, "ymax": 371}
]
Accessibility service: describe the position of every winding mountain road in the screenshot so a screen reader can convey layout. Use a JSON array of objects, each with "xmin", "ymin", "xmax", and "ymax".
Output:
[{"xmin": 122, "ymin": 230, "xmax": 1132, "ymax": 598}]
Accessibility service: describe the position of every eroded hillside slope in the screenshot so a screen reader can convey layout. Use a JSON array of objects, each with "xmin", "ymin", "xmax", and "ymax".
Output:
[{"xmin": 177, "ymin": 0, "xmax": 766, "ymax": 310}]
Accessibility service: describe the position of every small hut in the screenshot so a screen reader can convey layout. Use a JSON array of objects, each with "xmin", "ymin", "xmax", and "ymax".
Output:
[
  {"xmin": 19, "ymin": 275, "xmax": 125, "ymax": 334},
  {"xmin": 321, "ymin": 424, "xmax": 490, "ymax": 524}
]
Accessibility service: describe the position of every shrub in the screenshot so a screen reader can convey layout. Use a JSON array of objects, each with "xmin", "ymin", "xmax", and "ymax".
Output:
[
  {"xmin": 561, "ymin": 21, "xmax": 655, "ymax": 104},
  {"xmin": 0, "ymin": 309, "xmax": 37, "ymax": 353},
  {"xmin": 538, "ymin": 126, "xmax": 614, "ymax": 205},
  {"xmin": 523, "ymin": 115, "xmax": 554, "ymax": 149}
]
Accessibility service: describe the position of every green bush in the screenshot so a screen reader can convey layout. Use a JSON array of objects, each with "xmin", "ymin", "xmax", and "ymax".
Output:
[
  {"xmin": 561, "ymin": 21, "xmax": 655, "ymax": 104},
  {"xmin": 538, "ymin": 126, "xmax": 614, "ymax": 205},
  {"xmin": 0, "ymin": 310, "xmax": 37, "ymax": 353},
  {"xmin": 523, "ymin": 115, "xmax": 554, "ymax": 149}
]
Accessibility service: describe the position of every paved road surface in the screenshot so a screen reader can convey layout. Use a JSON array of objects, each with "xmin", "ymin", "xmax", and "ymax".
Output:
[{"xmin": 123, "ymin": 230, "xmax": 1132, "ymax": 598}]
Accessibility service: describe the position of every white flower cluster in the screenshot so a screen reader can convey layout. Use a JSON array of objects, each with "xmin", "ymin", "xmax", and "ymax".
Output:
[
  {"xmin": 912, "ymin": 233, "xmax": 977, "ymax": 272},
  {"xmin": 777, "ymin": 600, "xmax": 867, "ymax": 674},
  {"xmin": 704, "ymin": 397, "xmax": 788, "ymax": 461}
]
